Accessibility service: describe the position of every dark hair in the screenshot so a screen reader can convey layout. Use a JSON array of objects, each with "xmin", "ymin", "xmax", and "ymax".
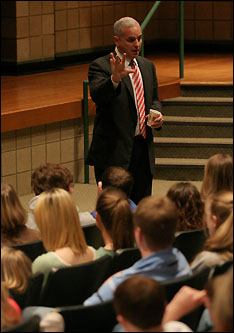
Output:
[
  {"xmin": 133, "ymin": 196, "xmax": 178, "ymax": 250},
  {"xmin": 167, "ymin": 182, "xmax": 204, "ymax": 231},
  {"xmin": 114, "ymin": 275, "xmax": 166, "ymax": 330},
  {"xmin": 101, "ymin": 166, "xmax": 134, "ymax": 198},
  {"xmin": 96, "ymin": 187, "xmax": 135, "ymax": 251},
  {"xmin": 31, "ymin": 163, "xmax": 74, "ymax": 195}
]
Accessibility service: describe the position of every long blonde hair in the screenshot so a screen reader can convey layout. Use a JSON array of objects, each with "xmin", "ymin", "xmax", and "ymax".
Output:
[
  {"xmin": 34, "ymin": 188, "xmax": 87, "ymax": 254},
  {"xmin": 204, "ymin": 191, "xmax": 233, "ymax": 259},
  {"xmin": 201, "ymin": 154, "xmax": 233, "ymax": 201},
  {"xmin": 1, "ymin": 248, "xmax": 32, "ymax": 294},
  {"xmin": 1, "ymin": 183, "xmax": 27, "ymax": 235}
]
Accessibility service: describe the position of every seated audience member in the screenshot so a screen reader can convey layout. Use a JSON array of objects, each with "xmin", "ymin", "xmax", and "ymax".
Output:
[
  {"xmin": 113, "ymin": 275, "xmax": 193, "ymax": 332},
  {"xmin": 1, "ymin": 183, "xmax": 41, "ymax": 247},
  {"xmin": 32, "ymin": 188, "xmax": 98, "ymax": 289},
  {"xmin": 191, "ymin": 191, "xmax": 233, "ymax": 271},
  {"xmin": 84, "ymin": 195, "xmax": 192, "ymax": 306},
  {"xmin": 95, "ymin": 187, "xmax": 135, "ymax": 258},
  {"xmin": 1, "ymin": 283, "xmax": 22, "ymax": 330},
  {"xmin": 1, "ymin": 248, "xmax": 32, "ymax": 302},
  {"xmin": 163, "ymin": 266, "xmax": 233, "ymax": 333},
  {"xmin": 167, "ymin": 182, "xmax": 204, "ymax": 232},
  {"xmin": 200, "ymin": 153, "xmax": 233, "ymax": 201},
  {"xmin": 91, "ymin": 166, "xmax": 136, "ymax": 218},
  {"xmin": 1, "ymin": 282, "xmax": 65, "ymax": 332},
  {"xmin": 27, "ymin": 163, "xmax": 95, "ymax": 231}
]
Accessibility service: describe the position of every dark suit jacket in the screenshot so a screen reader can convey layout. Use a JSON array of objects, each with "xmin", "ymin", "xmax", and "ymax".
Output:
[{"xmin": 86, "ymin": 53, "xmax": 162, "ymax": 176}]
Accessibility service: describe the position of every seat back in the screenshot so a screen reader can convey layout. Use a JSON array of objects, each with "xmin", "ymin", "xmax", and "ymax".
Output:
[
  {"xmin": 82, "ymin": 224, "xmax": 104, "ymax": 249},
  {"xmin": 173, "ymin": 229, "xmax": 206, "ymax": 263},
  {"xmin": 58, "ymin": 300, "xmax": 117, "ymax": 332},
  {"xmin": 40, "ymin": 255, "xmax": 113, "ymax": 307},
  {"xmin": 1, "ymin": 315, "xmax": 40, "ymax": 332},
  {"xmin": 11, "ymin": 240, "xmax": 46, "ymax": 262},
  {"xmin": 210, "ymin": 259, "xmax": 233, "ymax": 278},
  {"xmin": 162, "ymin": 266, "xmax": 211, "ymax": 331},
  {"xmin": 112, "ymin": 248, "xmax": 141, "ymax": 274},
  {"xmin": 10, "ymin": 273, "xmax": 44, "ymax": 309}
]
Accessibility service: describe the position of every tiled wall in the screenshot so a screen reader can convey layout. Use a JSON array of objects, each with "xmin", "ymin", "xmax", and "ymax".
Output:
[
  {"xmin": 1, "ymin": 1, "xmax": 233, "ymax": 63},
  {"xmin": 1, "ymin": 116, "xmax": 96, "ymax": 196}
]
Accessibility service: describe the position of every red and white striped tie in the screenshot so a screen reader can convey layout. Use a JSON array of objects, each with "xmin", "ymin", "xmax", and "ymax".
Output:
[{"xmin": 131, "ymin": 60, "xmax": 146, "ymax": 139}]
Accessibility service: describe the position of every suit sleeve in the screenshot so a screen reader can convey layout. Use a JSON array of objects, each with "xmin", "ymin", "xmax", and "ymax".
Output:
[
  {"xmin": 151, "ymin": 62, "xmax": 162, "ymax": 112},
  {"xmin": 88, "ymin": 59, "xmax": 122, "ymax": 106}
]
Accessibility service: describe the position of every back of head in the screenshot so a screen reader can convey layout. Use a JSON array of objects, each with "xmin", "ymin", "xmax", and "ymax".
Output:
[
  {"xmin": 204, "ymin": 191, "xmax": 233, "ymax": 257},
  {"xmin": 31, "ymin": 163, "xmax": 74, "ymax": 195},
  {"xmin": 133, "ymin": 196, "xmax": 178, "ymax": 250},
  {"xmin": 1, "ymin": 183, "xmax": 27, "ymax": 235},
  {"xmin": 167, "ymin": 182, "xmax": 204, "ymax": 231},
  {"xmin": 1, "ymin": 247, "xmax": 32, "ymax": 294},
  {"xmin": 206, "ymin": 266, "xmax": 233, "ymax": 332},
  {"xmin": 96, "ymin": 187, "xmax": 134, "ymax": 250},
  {"xmin": 34, "ymin": 188, "xmax": 87, "ymax": 254},
  {"xmin": 114, "ymin": 275, "xmax": 165, "ymax": 330},
  {"xmin": 201, "ymin": 154, "xmax": 233, "ymax": 200},
  {"xmin": 114, "ymin": 17, "xmax": 140, "ymax": 37},
  {"xmin": 101, "ymin": 166, "xmax": 134, "ymax": 198}
]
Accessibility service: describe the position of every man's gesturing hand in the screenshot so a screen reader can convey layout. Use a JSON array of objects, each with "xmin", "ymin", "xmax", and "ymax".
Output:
[{"xmin": 110, "ymin": 52, "xmax": 135, "ymax": 83}]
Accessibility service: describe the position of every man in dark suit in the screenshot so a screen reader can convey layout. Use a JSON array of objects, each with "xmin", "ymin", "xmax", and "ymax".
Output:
[{"xmin": 86, "ymin": 17, "xmax": 163, "ymax": 204}]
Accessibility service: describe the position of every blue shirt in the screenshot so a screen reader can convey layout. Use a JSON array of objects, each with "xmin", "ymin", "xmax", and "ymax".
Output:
[{"xmin": 84, "ymin": 247, "xmax": 192, "ymax": 306}]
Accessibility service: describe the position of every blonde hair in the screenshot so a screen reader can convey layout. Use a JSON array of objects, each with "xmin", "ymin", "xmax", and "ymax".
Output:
[
  {"xmin": 34, "ymin": 188, "xmax": 87, "ymax": 254},
  {"xmin": 201, "ymin": 154, "xmax": 233, "ymax": 201},
  {"xmin": 204, "ymin": 191, "xmax": 233, "ymax": 259},
  {"xmin": 1, "ymin": 183, "xmax": 27, "ymax": 235},
  {"xmin": 1, "ymin": 283, "xmax": 21, "ymax": 329},
  {"xmin": 1, "ymin": 248, "xmax": 32, "ymax": 294}
]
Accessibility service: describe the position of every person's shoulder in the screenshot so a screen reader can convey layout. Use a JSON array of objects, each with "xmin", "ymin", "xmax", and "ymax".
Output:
[
  {"xmin": 137, "ymin": 56, "xmax": 154, "ymax": 66},
  {"xmin": 89, "ymin": 53, "xmax": 111, "ymax": 67},
  {"xmin": 163, "ymin": 321, "xmax": 193, "ymax": 332}
]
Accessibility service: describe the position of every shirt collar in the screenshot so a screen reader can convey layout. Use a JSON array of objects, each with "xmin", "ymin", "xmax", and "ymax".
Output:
[{"xmin": 115, "ymin": 47, "xmax": 137, "ymax": 68}]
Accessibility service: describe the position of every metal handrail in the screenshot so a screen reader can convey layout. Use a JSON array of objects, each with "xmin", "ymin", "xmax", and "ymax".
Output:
[
  {"xmin": 140, "ymin": 1, "xmax": 161, "ymax": 57},
  {"xmin": 83, "ymin": 80, "xmax": 89, "ymax": 183}
]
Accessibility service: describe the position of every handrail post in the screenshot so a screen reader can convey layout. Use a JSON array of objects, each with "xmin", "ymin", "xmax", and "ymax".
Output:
[
  {"xmin": 179, "ymin": 1, "xmax": 184, "ymax": 78},
  {"xmin": 141, "ymin": 33, "xmax": 144, "ymax": 57},
  {"xmin": 83, "ymin": 80, "xmax": 89, "ymax": 184},
  {"xmin": 140, "ymin": 1, "xmax": 161, "ymax": 57}
]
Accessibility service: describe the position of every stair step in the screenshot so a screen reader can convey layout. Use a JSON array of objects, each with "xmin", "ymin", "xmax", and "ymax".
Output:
[
  {"xmin": 154, "ymin": 137, "xmax": 233, "ymax": 145},
  {"xmin": 161, "ymin": 97, "xmax": 233, "ymax": 118},
  {"xmin": 162, "ymin": 96, "xmax": 233, "ymax": 104},
  {"xmin": 154, "ymin": 158, "xmax": 207, "ymax": 181},
  {"xmin": 154, "ymin": 137, "xmax": 233, "ymax": 159},
  {"xmin": 180, "ymin": 85, "xmax": 233, "ymax": 97},
  {"xmin": 155, "ymin": 158, "xmax": 207, "ymax": 167},
  {"xmin": 164, "ymin": 116, "xmax": 233, "ymax": 124}
]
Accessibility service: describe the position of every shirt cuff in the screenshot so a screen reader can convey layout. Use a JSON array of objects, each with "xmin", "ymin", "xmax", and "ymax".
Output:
[{"xmin": 111, "ymin": 75, "xmax": 120, "ymax": 89}]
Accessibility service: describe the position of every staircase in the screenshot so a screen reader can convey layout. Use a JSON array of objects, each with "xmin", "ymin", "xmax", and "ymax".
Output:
[{"xmin": 154, "ymin": 84, "xmax": 233, "ymax": 180}]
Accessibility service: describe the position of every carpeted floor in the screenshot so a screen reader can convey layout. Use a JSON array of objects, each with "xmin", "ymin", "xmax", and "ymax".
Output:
[{"xmin": 20, "ymin": 179, "xmax": 202, "ymax": 213}]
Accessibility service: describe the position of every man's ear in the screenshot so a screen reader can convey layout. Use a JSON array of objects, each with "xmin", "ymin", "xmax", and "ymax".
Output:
[
  {"xmin": 97, "ymin": 181, "xmax": 102, "ymax": 196},
  {"xmin": 134, "ymin": 226, "xmax": 142, "ymax": 246},
  {"xmin": 114, "ymin": 35, "xmax": 119, "ymax": 46},
  {"xmin": 117, "ymin": 314, "xmax": 132, "ymax": 332},
  {"xmin": 95, "ymin": 212, "xmax": 102, "ymax": 230}
]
